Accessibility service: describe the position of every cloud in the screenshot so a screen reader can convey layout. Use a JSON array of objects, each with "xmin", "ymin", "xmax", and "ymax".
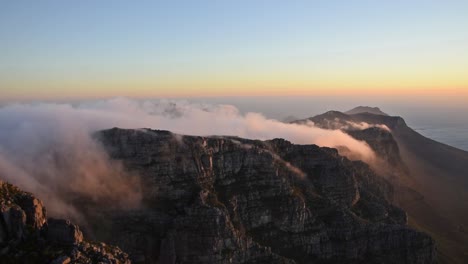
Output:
[
  {"xmin": 344, "ymin": 121, "xmax": 390, "ymax": 132},
  {"xmin": 303, "ymin": 117, "xmax": 390, "ymax": 132},
  {"xmin": 0, "ymin": 97, "xmax": 376, "ymax": 221}
]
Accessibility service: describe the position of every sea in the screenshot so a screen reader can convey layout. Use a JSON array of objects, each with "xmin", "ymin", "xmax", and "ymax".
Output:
[{"xmin": 412, "ymin": 125, "xmax": 468, "ymax": 152}]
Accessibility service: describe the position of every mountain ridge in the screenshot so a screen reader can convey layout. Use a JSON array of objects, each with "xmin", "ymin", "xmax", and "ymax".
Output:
[
  {"xmin": 292, "ymin": 108, "xmax": 468, "ymax": 264},
  {"xmin": 86, "ymin": 127, "xmax": 436, "ymax": 263},
  {"xmin": 345, "ymin": 106, "xmax": 389, "ymax": 116},
  {"xmin": 2, "ymin": 106, "xmax": 465, "ymax": 263}
]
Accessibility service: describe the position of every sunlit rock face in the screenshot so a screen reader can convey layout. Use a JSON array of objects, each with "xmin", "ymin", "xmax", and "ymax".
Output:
[
  {"xmin": 0, "ymin": 180, "xmax": 131, "ymax": 264},
  {"xmin": 94, "ymin": 128, "xmax": 435, "ymax": 264}
]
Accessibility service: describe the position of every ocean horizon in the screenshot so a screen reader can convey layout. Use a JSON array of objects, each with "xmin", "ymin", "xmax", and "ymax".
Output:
[{"xmin": 413, "ymin": 125, "xmax": 468, "ymax": 152}]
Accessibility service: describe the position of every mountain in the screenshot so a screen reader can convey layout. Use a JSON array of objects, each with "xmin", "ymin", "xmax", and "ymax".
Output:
[
  {"xmin": 281, "ymin": 115, "xmax": 301, "ymax": 123},
  {"xmin": 3, "ymin": 107, "xmax": 463, "ymax": 263},
  {"xmin": 294, "ymin": 109, "xmax": 468, "ymax": 264},
  {"xmin": 0, "ymin": 180, "xmax": 131, "ymax": 263},
  {"xmin": 345, "ymin": 106, "xmax": 388, "ymax": 116},
  {"xmin": 82, "ymin": 128, "xmax": 436, "ymax": 264}
]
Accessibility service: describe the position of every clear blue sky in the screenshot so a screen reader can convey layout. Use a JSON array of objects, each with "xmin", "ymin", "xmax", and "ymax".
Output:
[{"xmin": 1, "ymin": 0, "xmax": 468, "ymax": 99}]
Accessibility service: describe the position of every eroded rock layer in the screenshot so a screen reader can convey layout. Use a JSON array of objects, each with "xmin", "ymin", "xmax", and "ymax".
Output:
[
  {"xmin": 0, "ymin": 180, "xmax": 131, "ymax": 264},
  {"xmin": 94, "ymin": 128, "xmax": 435, "ymax": 264}
]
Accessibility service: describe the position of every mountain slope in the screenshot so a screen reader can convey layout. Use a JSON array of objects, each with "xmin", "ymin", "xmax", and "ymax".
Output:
[
  {"xmin": 0, "ymin": 180, "xmax": 131, "ymax": 263},
  {"xmin": 296, "ymin": 110, "xmax": 468, "ymax": 263},
  {"xmin": 90, "ymin": 128, "xmax": 435, "ymax": 264}
]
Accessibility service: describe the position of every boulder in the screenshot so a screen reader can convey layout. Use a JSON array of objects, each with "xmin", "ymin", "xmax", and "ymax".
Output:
[{"xmin": 45, "ymin": 218, "xmax": 84, "ymax": 245}]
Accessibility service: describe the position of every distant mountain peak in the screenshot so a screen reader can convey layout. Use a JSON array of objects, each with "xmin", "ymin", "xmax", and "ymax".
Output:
[
  {"xmin": 345, "ymin": 106, "xmax": 388, "ymax": 116},
  {"xmin": 282, "ymin": 115, "xmax": 300, "ymax": 123}
]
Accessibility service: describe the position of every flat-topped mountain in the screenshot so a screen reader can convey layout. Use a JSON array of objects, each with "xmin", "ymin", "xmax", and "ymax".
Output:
[
  {"xmin": 3, "ymin": 106, "xmax": 466, "ymax": 263},
  {"xmin": 87, "ymin": 128, "xmax": 435, "ymax": 264}
]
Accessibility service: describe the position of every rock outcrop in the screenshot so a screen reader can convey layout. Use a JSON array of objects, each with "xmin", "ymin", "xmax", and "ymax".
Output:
[
  {"xmin": 293, "ymin": 109, "xmax": 468, "ymax": 263},
  {"xmin": 45, "ymin": 218, "xmax": 84, "ymax": 245},
  {"xmin": 92, "ymin": 128, "xmax": 436, "ymax": 264},
  {"xmin": 0, "ymin": 180, "xmax": 131, "ymax": 264},
  {"xmin": 347, "ymin": 127, "xmax": 404, "ymax": 167},
  {"xmin": 293, "ymin": 111, "xmax": 407, "ymax": 171}
]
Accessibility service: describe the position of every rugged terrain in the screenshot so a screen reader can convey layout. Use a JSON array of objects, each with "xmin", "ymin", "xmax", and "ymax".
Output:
[
  {"xmin": 2, "ymin": 105, "xmax": 456, "ymax": 263},
  {"xmin": 86, "ymin": 128, "xmax": 436, "ymax": 264},
  {"xmin": 294, "ymin": 107, "xmax": 468, "ymax": 263},
  {"xmin": 0, "ymin": 180, "xmax": 131, "ymax": 264}
]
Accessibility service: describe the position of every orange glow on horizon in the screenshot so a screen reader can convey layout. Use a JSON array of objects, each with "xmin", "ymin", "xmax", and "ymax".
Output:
[{"xmin": 2, "ymin": 86, "xmax": 468, "ymax": 102}]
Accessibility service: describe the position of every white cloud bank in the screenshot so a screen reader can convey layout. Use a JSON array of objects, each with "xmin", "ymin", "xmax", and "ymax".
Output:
[{"xmin": 0, "ymin": 97, "xmax": 376, "ymax": 221}]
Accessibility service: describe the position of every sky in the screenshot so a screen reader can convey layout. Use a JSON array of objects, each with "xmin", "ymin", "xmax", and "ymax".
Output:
[{"xmin": 1, "ymin": 0, "xmax": 468, "ymax": 101}]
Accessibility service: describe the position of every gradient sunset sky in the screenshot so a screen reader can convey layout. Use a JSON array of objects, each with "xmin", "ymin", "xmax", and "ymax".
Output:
[{"xmin": 1, "ymin": 0, "xmax": 467, "ymax": 100}]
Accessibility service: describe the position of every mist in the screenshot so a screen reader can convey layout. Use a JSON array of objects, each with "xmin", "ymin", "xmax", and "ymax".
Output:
[{"xmin": 0, "ymin": 97, "xmax": 377, "ymax": 221}]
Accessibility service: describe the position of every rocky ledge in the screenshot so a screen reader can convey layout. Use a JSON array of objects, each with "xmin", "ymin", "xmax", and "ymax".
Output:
[
  {"xmin": 91, "ymin": 128, "xmax": 436, "ymax": 264},
  {"xmin": 0, "ymin": 180, "xmax": 131, "ymax": 264}
]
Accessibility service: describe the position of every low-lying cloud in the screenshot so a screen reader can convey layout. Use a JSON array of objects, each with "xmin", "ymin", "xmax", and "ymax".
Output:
[
  {"xmin": 305, "ymin": 118, "xmax": 390, "ymax": 132},
  {"xmin": 0, "ymin": 97, "xmax": 376, "ymax": 221},
  {"xmin": 344, "ymin": 121, "xmax": 390, "ymax": 132}
]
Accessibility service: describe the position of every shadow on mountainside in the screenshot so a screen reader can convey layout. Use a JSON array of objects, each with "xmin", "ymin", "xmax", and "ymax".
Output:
[{"xmin": 293, "ymin": 107, "xmax": 468, "ymax": 264}]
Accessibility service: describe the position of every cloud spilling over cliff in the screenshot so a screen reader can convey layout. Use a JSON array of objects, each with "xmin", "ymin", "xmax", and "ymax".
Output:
[
  {"xmin": 0, "ymin": 98, "xmax": 376, "ymax": 220},
  {"xmin": 0, "ymin": 102, "xmax": 143, "ymax": 222}
]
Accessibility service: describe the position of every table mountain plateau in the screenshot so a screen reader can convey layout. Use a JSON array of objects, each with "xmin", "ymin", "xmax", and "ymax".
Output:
[
  {"xmin": 4, "ymin": 106, "xmax": 463, "ymax": 263},
  {"xmin": 79, "ymin": 127, "xmax": 436, "ymax": 264}
]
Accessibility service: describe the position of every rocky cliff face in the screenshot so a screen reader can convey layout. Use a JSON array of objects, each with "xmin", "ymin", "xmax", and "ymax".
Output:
[
  {"xmin": 0, "ymin": 180, "xmax": 131, "ymax": 264},
  {"xmin": 294, "ymin": 111, "xmax": 404, "ymax": 167},
  {"xmin": 346, "ymin": 127, "xmax": 404, "ymax": 168},
  {"xmin": 93, "ymin": 128, "xmax": 435, "ymax": 264},
  {"xmin": 293, "ymin": 109, "xmax": 468, "ymax": 263}
]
